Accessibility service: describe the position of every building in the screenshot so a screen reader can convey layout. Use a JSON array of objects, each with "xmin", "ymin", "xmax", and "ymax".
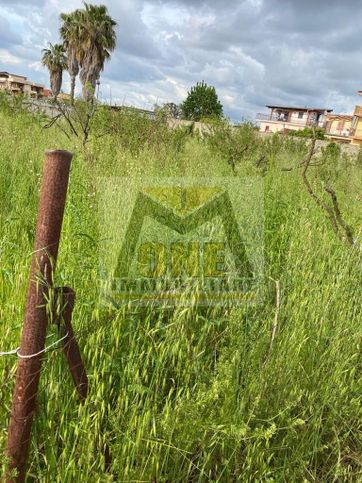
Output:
[
  {"xmin": 0, "ymin": 71, "xmax": 44, "ymax": 98},
  {"xmin": 348, "ymin": 92, "xmax": 362, "ymax": 146},
  {"xmin": 350, "ymin": 105, "xmax": 362, "ymax": 145},
  {"xmin": 42, "ymin": 88, "xmax": 52, "ymax": 98},
  {"xmin": 109, "ymin": 104, "xmax": 156, "ymax": 120},
  {"xmin": 256, "ymin": 105, "xmax": 332, "ymax": 133},
  {"xmin": 324, "ymin": 114, "xmax": 353, "ymax": 143},
  {"xmin": 58, "ymin": 92, "xmax": 71, "ymax": 101}
]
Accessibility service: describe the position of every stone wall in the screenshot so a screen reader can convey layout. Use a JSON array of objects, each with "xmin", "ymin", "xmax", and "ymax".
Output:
[
  {"xmin": 166, "ymin": 118, "xmax": 212, "ymax": 136},
  {"xmin": 314, "ymin": 139, "xmax": 360, "ymax": 155},
  {"xmin": 249, "ymin": 130, "xmax": 361, "ymax": 156}
]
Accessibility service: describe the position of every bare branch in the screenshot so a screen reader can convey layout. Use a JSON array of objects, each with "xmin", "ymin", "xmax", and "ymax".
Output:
[
  {"xmin": 301, "ymin": 138, "xmax": 343, "ymax": 242},
  {"xmin": 255, "ymin": 155, "xmax": 266, "ymax": 167},
  {"xmin": 269, "ymin": 280, "xmax": 281, "ymax": 352},
  {"xmin": 55, "ymin": 100, "xmax": 79, "ymax": 138},
  {"xmin": 299, "ymin": 138, "xmax": 356, "ymax": 247},
  {"xmin": 324, "ymin": 186, "xmax": 354, "ymax": 246}
]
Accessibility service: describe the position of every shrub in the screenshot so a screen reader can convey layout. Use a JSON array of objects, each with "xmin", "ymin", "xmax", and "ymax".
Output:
[
  {"xmin": 288, "ymin": 126, "xmax": 325, "ymax": 140},
  {"xmin": 206, "ymin": 121, "xmax": 259, "ymax": 173}
]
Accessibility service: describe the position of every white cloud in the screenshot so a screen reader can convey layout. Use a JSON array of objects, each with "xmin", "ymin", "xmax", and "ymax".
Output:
[
  {"xmin": 0, "ymin": 48, "xmax": 22, "ymax": 65},
  {"xmin": 0, "ymin": 0, "xmax": 362, "ymax": 120}
]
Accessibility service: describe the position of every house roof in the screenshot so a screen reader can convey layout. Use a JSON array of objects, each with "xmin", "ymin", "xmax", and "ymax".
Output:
[
  {"xmin": 266, "ymin": 105, "xmax": 332, "ymax": 113},
  {"xmin": 325, "ymin": 114, "xmax": 352, "ymax": 121},
  {"xmin": 0, "ymin": 71, "xmax": 28, "ymax": 81}
]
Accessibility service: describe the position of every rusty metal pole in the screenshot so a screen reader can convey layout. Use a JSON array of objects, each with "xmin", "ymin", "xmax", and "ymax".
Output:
[
  {"xmin": 5, "ymin": 150, "xmax": 73, "ymax": 482},
  {"xmin": 57, "ymin": 287, "xmax": 88, "ymax": 401}
]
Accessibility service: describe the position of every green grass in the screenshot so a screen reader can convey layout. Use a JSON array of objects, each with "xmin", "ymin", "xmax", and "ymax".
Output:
[{"xmin": 0, "ymin": 105, "xmax": 361, "ymax": 481}]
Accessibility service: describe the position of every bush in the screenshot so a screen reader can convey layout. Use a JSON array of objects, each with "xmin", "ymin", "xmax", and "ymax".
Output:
[
  {"xmin": 91, "ymin": 106, "xmax": 191, "ymax": 160},
  {"xmin": 206, "ymin": 121, "xmax": 259, "ymax": 172},
  {"xmin": 288, "ymin": 126, "xmax": 325, "ymax": 140}
]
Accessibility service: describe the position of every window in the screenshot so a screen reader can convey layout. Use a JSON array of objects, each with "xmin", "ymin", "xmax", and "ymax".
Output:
[
  {"xmin": 298, "ymin": 112, "xmax": 304, "ymax": 119},
  {"xmin": 265, "ymin": 125, "xmax": 270, "ymax": 132}
]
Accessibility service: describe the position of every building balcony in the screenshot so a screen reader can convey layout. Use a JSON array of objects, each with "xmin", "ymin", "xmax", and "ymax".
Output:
[
  {"xmin": 256, "ymin": 113, "xmax": 274, "ymax": 121},
  {"xmin": 325, "ymin": 130, "xmax": 351, "ymax": 138},
  {"xmin": 256, "ymin": 113, "xmax": 323, "ymax": 127}
]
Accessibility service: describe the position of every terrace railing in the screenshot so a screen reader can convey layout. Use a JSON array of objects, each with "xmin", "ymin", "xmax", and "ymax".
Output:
[
  {"xmin": 325, "ymin": 129, "xmax": 351, "ymax": 138},
  {"xmin": 256, "ymin": 113, "xmax": 325, "ymax": 127}
]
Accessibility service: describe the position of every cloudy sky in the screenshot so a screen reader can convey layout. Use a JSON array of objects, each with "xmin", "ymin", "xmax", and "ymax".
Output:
[{"xmin": 0, "ymin": 0, "xmax": 361, "ymax": 121}]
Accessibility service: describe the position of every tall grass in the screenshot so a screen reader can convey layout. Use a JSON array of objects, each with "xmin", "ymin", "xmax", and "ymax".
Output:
[{"xmin": 0, "ymin": 103, "xmax": 361, "ymax": 481}]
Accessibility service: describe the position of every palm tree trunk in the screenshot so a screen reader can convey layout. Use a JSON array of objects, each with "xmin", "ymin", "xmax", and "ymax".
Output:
[
  {"xmin": 80, "ymin": 52, "xmax": 99, "ymax": 102},
  {"xmin": 51, "ymin": 70, "xmax": 62, "ymax": 101},
  {"xmin": 70, "ymin": 75, "xmax": 76, "ymax": 105},
  {"xmin": 81, "ymin": 74, "xmax": 96, "ymax": 102}
]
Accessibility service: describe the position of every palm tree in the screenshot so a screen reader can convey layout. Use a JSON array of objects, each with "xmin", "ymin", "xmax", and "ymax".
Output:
[
  {"xmin": 41, "ymin": 43, "xmax": 67, "ymax": 101},
  {"xmin": 59, "ymin": 10, "xmax": 82, "ymax": 105},
  {"xmin": 76, "ymin": 3, "xmax": 117, "ymax": 101}
]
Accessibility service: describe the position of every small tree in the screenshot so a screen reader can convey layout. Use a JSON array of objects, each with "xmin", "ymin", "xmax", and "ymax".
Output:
[
  {"xmin": 41, "ymin": 43, "xmax": 67, "ymax": 101},
  {"xmin": 155, "ymin": 102, "xmax": 182, "ymax": 121},
  {"xmin": 181, "ymin": 81, "xmax": 223, "ymax": 121}
]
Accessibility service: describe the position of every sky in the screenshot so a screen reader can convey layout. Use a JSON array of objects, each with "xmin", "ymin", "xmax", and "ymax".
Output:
[{"xmin": 0, "ymin": 0, "xmax": 361, "ymax": 122}]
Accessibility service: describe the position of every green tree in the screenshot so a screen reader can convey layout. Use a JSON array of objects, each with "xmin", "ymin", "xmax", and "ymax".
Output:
[
  {"xmin": 181, "ymin": 81, "xmax": 223, "ymax": 121},
  {"xmin": 59, "ymin": 9, "xmax": 83, "ymax": 105},
  {"xmin": 41, "ymin": 43, "xmax": 67, "ymax": 100}
]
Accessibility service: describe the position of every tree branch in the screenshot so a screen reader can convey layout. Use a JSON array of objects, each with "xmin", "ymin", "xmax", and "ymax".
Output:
[{"xmin": 301, "ymin": 138, "xmax": 355, "ymax": 246}]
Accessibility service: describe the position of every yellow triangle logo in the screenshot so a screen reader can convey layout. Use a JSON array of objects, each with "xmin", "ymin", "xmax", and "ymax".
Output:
[{"xmin": 142, "ymin": 186, "xmax": 223, "ymax": 216}]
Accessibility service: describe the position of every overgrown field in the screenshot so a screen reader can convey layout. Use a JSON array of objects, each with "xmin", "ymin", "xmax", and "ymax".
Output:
[{"xmin": 0, "ymin": 101, "xmax": 362, "ymax": 481}]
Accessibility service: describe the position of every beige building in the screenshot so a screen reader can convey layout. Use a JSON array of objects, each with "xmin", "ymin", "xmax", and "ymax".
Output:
[
  {"xmin": 58, "ymin": 92, "xmax": 71, "ymax": 101},
  {"xmin": 256, "ymin": 105, "xmax": 332, "ymax": 133},
  {"xmin": 349, "ymin": 93, "xmax": 362, "ymax": 145},
  {"xmin": 0, "ymin": 71, "xmax": 44, "ymax": 98},
  {"xmin": 324, "ymin": 114, "xmax": 353, "ymax": 143}
]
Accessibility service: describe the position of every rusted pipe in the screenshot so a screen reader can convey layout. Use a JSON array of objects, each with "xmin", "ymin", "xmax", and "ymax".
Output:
[
  {"xmin": 5, "ymin": 150, "xmax": 73, "ymax": 482},
  {"xmin": 56, "ymin": 287, "xmax": 88, "ymax": 401}
]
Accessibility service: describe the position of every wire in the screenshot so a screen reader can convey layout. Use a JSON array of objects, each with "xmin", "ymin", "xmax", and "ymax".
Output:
[
  {"xmin": 0, "ymin": 332, "xmax": 69, "ymax": 359},
  {"xmin": 0, "ymin": 347, "xmax": 19, "ymax": 356}
]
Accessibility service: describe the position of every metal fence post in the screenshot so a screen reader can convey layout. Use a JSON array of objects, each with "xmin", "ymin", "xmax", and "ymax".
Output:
[
  {"xmin": 57, "ymin": 287, "xmax": 88, "ymax": 401},
  {"xmin": 5, "ymin": 150, "xmax": 73, "ymax": 482}
]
